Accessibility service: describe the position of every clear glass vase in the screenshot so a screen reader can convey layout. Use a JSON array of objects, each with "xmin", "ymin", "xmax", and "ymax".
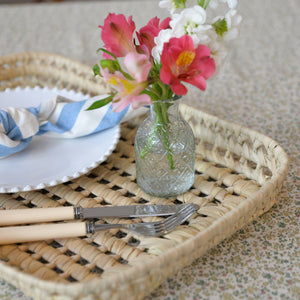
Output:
[{"xmin": 134, "ymin": 97, "xmax": 195, "ymax": 197}]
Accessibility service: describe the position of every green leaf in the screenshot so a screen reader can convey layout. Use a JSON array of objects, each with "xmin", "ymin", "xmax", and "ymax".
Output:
[
  {"xmin": 143, "ymin": 90, "xmax": 160, "ymax": 101},
  {"xmin": 93, "ymin": 64, "xmax": 101, "ymax": 77},
  {"xmin": 100, "ymin": 59, "xmax": 121, "ymax": 73},
  {"xmin": 121, "ymin": 71, "xmax": 135, "ymax": 81},
  {"xmin": 197, "ymin": 0, "xmax": 211, "ymax": 9},
  {"xmin": 97, "ymin": 47, "xmax": 117, "ymax": 60},
  {"xmin": 173, "ymin": 0, "xmax": 187, "ymax": 9},
  {"xmin": 204, "ymin": 0, "xmax": 211, "ymax": 9},
  {"xmin": 198, "ymin": 0, "xmax": 205, "ymax": 7},
  {"xmin": 212, "ymin": 18, "xmax": 228, "ymax": 37},
  {"xmin": 86, "ymin": 95, "xmax": 113, "ymax": 110}
]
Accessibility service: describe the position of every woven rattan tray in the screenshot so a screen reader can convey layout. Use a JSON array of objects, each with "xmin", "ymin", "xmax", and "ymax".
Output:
[{"xmin": 0, "ymin": 52, "xmax": 289, "ymax": 300}]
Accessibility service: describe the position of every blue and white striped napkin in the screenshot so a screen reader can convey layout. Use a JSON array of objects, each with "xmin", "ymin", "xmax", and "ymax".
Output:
[{"xmin": 0, "ymin": 95, "xmax": 147, "ymax": 159}]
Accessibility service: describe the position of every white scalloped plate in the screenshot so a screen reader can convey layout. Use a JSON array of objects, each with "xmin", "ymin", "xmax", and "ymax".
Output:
[{"xmin": 0, "ymin": 87, "xmax": 120, "ymax": 193}]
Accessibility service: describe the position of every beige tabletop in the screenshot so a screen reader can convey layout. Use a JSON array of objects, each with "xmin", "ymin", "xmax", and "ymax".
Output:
[{"xmin": 0, "ymin": 0, "xmax": 299, "ymax": 299}]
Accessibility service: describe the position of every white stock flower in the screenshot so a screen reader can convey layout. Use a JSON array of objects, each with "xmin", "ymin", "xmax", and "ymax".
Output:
[
  {"xmin": 170, "ymin": 5, "xmax": 207, "ymax": 34},
  {"xmin": 206, "ymin": 29, "xmax": 228, "ymax": 74},
  {"xmin": 159, "ymin": 0, "xmax": 198, "ymax": 13},
  {"xmin": 158, "ymin": 0, "xmax": 175, "ymax": 13},
  {"xmin": 223, "ymin": 9, "xmax": 242, "ymax": 41},
  {"xmin": 209, "ymin": 0, "xmax": 237, "ymax": 9},
  {"xmin": 152, "ymin": 29, "xmax": 174, "ymax": 63},
  {"xmin": 170, "ymin": 5, "xmax": 212, "ymax": 46},
  {"xmin": 152, "ymin": 5, "xmax": 211, "ymax": 62},
  {"xmin": 207, "ymin": 9, "xmax": 242, "ymax": 72},
  {"xmin": 154, "ymin": 0, "xmax": 241, "ymax": 68},
  {"xmin": 212, "ymin": 46, "xmax": 228, "ymax": 75}
]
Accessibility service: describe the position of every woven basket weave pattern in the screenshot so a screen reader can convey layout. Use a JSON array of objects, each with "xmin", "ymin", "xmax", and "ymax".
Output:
[{"xmin": 0, "ymin": 52, "xmax": 289, "ymax": 300}]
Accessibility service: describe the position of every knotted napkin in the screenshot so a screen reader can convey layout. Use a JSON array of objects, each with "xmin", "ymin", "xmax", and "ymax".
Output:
[{"xmin": 0, "ymin": 95, "xmax": 147, "ymax": 159}]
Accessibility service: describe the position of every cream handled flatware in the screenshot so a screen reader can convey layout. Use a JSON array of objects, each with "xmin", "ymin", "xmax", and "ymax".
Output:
[
  {"xmin": 0, "ymin": 204, "xmax": 188, "ymax": 226},
  {"xmin": 0, "ymin": 204, "xmax": 199, "ymax": 244}
]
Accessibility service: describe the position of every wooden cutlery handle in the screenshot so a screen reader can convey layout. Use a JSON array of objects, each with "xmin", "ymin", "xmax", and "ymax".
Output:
[
  {"xmin": 0, "ymin": 206, "xmax": 75, "ymax": 226},
  {"xmin": 0, "ymin": 222, "xmax": 87, "ymax": 245}
]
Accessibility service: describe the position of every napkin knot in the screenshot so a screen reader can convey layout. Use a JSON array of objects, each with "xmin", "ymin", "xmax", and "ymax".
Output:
[{"xmin": 0, "ymin": 95, "xmax": 140, "ymax": 159}]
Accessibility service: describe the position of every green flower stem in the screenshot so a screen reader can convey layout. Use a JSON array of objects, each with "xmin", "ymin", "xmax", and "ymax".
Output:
[
  {"xmin": 198, "ymin": 0, "xmax": 205, "ymax": 7},
  {"xmin": 140, "ymin": 133, "xmax": 156, "ymax": 158},
  {"xmin": 154, "ymin": 101, "xmax": 169, "ymax": 125},
  {"xmin": 198, "ymin": 0, "xmax": 210, "ymax": 9},
  {"xmin": 204, "ymin": 0, "xmax": 211, "ymax": 9},
  {"xmin": 140, "ymin": 101, "xmax": 174, "ymax": 170},
  {"xmin": 147, "ymin": 86, "xmax": 161, "ymax": 100}
]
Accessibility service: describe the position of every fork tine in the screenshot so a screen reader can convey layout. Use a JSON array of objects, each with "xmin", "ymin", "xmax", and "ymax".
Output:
[
  {"xmin": 132, "ymin": 203, "xmax": 198, "ymax": 236},
  {"xmin": 153, "ymin": 204, "xmax": 197, "ymax": 234},
  {"xmin": 163, "ymin": 209, "xmax": 195, "ymax": 232},
  {"xmin": 165, "ymin": 203, "xmax": 197, "ymax": 227},
  {"xmin": 153, "ymin": 204, "xmax": 196, "ymax": 229}
]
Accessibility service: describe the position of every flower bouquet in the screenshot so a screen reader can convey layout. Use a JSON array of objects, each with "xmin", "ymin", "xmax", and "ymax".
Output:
[{"xmin": 90, "ymin": 0, "xmax": 242, "ymax": 197}]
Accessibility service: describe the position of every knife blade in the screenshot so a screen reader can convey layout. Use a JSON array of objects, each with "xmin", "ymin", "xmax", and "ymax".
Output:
[
  {"xmin": 0, "ymin": 204, "xmax": 186, "ymax": 226},
  {"xmin": 76, "ymin": 204, "xmax": 185, "ymax": 219}
]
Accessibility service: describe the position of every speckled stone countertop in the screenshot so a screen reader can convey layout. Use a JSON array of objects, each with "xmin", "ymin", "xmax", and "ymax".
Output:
[{"xmin": 0, "ymin": 0, "xmax": 299, "ymax": 299}]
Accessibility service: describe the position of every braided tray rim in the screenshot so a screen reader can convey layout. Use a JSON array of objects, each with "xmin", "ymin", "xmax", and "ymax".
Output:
[{"xmin": 0, "ymin": 52, "xmax": 289, "ymax": 300}]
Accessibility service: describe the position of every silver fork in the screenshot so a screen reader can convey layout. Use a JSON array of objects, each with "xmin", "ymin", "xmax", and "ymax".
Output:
[
  {"xmin": 0, "ymin": 203, "xmax": 199, "ymax": 244},
  {"xmin": 88, "ymin": 203, "xmax": 199, "ymax": 237}
]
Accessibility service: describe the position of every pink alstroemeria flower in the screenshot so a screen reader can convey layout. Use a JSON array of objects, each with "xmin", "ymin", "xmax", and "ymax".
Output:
[
  {"xmin": 160, "ymin": 35, "xmax": 216, "ymax": 95},
  {"xmin": 100, "ymin": 13, "xmax": 136, "ymax": 58},
  {"xmin": 137, "ymin": 17, "xmax": 171, "ymax": 55},
  {"xmin": 102, "ymin": 52, "xmax": 152, "ymax": 112}
]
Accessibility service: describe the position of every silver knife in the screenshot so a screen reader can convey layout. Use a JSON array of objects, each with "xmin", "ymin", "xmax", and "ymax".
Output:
[
  {"xmin": 0, "ymin": 204, "xmax": 199, "ymax": 244},
  {"xmin": 0, "ymin": 204, "xmax": 186, "ymax": 226}
]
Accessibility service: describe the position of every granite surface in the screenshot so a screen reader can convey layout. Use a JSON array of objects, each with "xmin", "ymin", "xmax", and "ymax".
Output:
[{"xmin": 0, "ymin": 0, "xmax": 299, "ymax": 299}]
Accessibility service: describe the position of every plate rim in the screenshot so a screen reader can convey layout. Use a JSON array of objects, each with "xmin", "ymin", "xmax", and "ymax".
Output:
[{"xmin": 0, "ymin": 86, "xmax": 120, "ymax": 193}]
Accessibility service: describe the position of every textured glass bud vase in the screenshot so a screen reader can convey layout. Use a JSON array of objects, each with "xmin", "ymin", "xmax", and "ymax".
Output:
[{"xmin": 134, "ymin": 98, "xmax": 195, "ymax": 197}]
